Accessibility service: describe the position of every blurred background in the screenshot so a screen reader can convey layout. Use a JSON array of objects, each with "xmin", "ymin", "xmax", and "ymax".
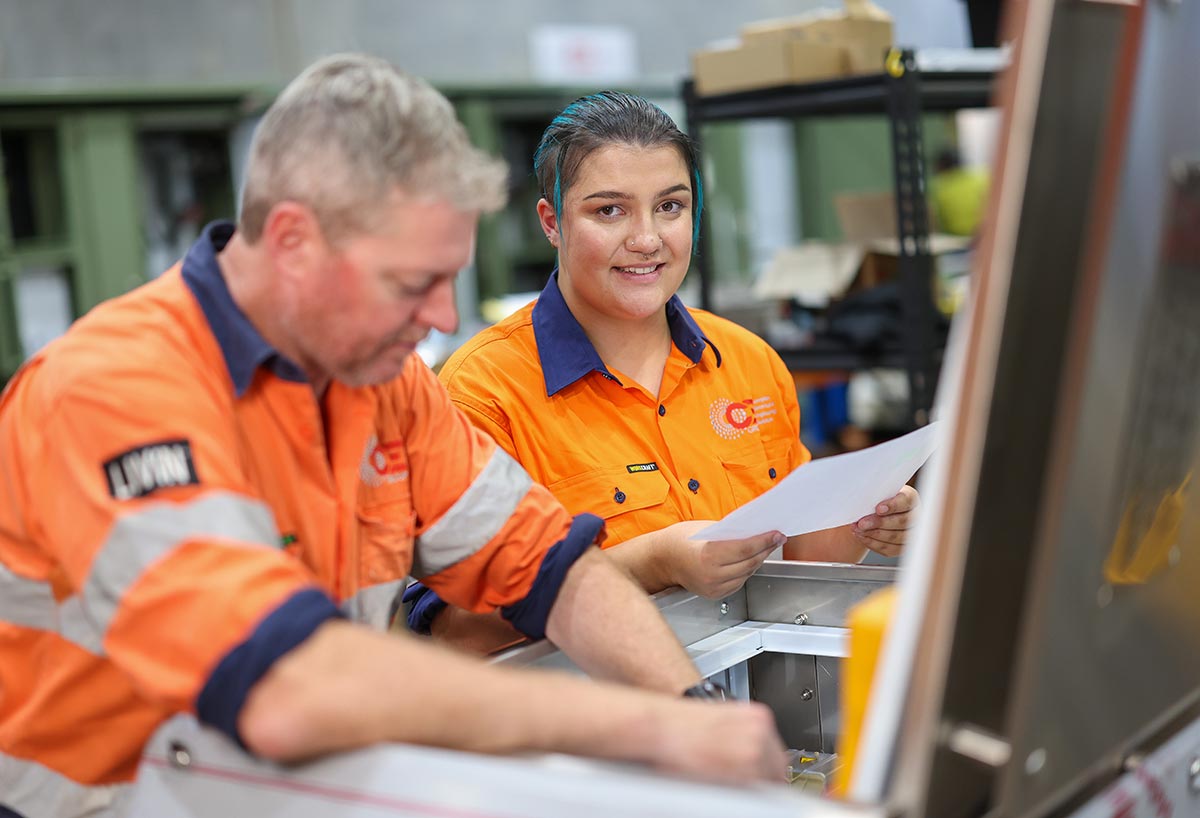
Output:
[{"xmin": 0, "ymin": 0, "xmax": 1002, "ymax": 454}]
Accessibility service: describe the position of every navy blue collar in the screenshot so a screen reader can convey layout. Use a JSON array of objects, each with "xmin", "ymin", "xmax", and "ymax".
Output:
[
  {"xmin": 531, "ymin": 271, "xmax": 721, "ymax": 397},
  {"xmin": 181, "ymin": 220, "xmax": 308, "ymax": 396}
]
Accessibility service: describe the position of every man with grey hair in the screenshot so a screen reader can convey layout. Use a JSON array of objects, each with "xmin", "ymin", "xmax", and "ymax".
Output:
[{"xmin": 0, "ymin": 54, "xmax": 785, "ymax": 818}]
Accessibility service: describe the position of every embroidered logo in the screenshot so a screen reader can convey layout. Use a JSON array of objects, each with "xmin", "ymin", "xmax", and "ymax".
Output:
[
  {"xmin": 360, "ymin": 434, "xmax": 409, "ymax": 486},
  {"xmin": 709, "ymin": 397, "xmax": 777, "ymax": 440},
  {"xmin": 103, "ymin": 439, "xmax": 199, "ymax": 500}
]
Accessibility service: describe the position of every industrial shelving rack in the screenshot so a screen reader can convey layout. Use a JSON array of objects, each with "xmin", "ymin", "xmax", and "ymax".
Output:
[{"xmin": 682, "ymin": 50, "xmax": 995, "ymax": 426}]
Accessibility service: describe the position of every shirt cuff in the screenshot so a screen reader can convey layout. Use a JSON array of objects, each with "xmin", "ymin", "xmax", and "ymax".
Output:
[
  {"xmin": 500, "ymin": 513, "xmax": 604, "ymax": 640},
  {"xmin": 195, "ymin": 587, "xmax": 345, "ymax": 748}
]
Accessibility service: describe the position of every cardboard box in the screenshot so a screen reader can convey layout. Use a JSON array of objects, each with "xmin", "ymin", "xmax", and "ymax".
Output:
[
  {"xmin": 693, "ymin": 38, "xmax": 846, "ymax": 96},
  {"xmin": 753, "ymin": 234, "xmax": 971, "ymax": 307},
  {"xmin": 754, "ymin": 241, "xmax": 864, "ymax": 306},
  {"xmin": 740, "ymin": 11, "xmax": 894, "ymax": 75},
  {"xmin": 834, "ymin": 191, "xmax": 898, "ymax": 242}
]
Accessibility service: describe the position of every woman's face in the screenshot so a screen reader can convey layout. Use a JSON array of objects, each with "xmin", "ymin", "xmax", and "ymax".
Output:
[{"xmin": 541, "ymin": 143, "xmax": 693, "ymax": 328}]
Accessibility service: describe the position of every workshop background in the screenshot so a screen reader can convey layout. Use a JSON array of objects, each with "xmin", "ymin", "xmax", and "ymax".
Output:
[{"xmin": 0, "ymin": 0, "xmax": 997, "ymax": 454}]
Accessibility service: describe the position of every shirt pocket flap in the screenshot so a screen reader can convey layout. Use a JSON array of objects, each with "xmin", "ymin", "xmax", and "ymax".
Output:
[
  {"xmin": 549, "ymin": 466, "xmax": 670, "ymax": 520},
  {"xmin": 720, "ymin": 437, "xmax": 792, "ymax": 505}
]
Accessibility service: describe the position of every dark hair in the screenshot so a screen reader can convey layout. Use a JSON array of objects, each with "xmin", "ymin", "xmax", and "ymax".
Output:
[{"xmin": 532, "ymin": 91, "xmax": 704, "ymax": 247}]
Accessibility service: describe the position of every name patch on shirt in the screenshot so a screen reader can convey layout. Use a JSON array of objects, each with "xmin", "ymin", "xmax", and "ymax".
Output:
[
  {"xmin": 626, "ymin": 462, "xmax": 660, "ymax": 473},
  {"xmin": 103, "ymin": 439, "xmax": 199, "ymax": 500}
]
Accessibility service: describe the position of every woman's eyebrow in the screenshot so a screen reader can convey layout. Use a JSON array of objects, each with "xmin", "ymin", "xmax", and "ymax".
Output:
[{"xmin": 581, "ymin": 183, "xmax": 690, "ymax": 201}]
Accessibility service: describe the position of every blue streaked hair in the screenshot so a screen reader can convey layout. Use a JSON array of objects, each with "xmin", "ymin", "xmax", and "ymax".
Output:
[{"xmin": 532, "ymin": 91, "xmax": 704, "ymax": 249}]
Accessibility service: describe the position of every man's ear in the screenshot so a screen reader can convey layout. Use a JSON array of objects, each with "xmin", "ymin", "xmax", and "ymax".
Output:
[
  {"xmin": 536, "ymin": 198, "xmax": 561, "ymax": 249},
  {"xmin": 260, "ymin": 201, "xmax": 324, "ymax": 277}
]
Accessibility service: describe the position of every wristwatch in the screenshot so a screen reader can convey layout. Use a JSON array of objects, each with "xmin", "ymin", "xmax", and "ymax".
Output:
[{"xmin": 681, "ymin": 679, "xmax": 728, "ymax": 701}]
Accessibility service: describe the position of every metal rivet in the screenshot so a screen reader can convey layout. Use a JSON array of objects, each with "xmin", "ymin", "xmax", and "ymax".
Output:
[
  {"xmin": 1097, "ymin": 584, "xmax": 1113, "ymax": 608},
  {"xmin": 169, "ymin": 741, "xmax": 192, "ymax": 769},
  {"xmin": 800, "ymin": 688, "xmax": 814, "ymax": 701},
  {"xmin": 1025, "ymin": 748, "xmax": 1047, "ymax": 775},
  {"xmin": 794, "ymin": 613, "xmax": 809, "ymax": 626},
  {"xmin": 719, "ymin": 602, "xmax": 729, "ymax": 616}
]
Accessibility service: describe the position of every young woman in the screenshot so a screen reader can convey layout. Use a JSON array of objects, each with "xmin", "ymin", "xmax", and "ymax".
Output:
[{"xmin": 407, "ymin": 91, "xmax": 916, "ymax": 648}]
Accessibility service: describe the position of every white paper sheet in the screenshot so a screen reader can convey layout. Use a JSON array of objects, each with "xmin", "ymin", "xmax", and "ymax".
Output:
[{"xmin": 692, "ymin": 421, "xmax": 941, "ymax": 541}]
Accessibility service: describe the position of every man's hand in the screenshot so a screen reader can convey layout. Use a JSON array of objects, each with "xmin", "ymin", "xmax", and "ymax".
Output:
[
  {"xmin": 659, "ymin": 521, "xmax": 785, "ymax": 599},
  {"xmin": 650, "ymin": 698, "xmax": 788, "ymax": 784},
  {"xmin": 850, "ymin": 485, "xmax": 920, "ymax": 558}
]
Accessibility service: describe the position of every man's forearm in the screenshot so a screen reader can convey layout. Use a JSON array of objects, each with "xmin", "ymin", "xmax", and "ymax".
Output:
[
  {"xmin": 784, "ymin": 525, "xmax": 866, "ymax": 563},
  {"xmin": 240, "ymin": 619, "xmax": 669, "ymax": 763},
  {"xmin": 546, "ymin": 547, "xmax": 699, "ymax": 694},
  {"xmin": 239, "ymin": 618, "xmax": 787, "ymax": 785}
]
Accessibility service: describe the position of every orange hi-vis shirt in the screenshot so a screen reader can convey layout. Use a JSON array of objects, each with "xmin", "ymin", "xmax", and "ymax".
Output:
[
  {"xmin": 0, "ymin": 223, "xmax": 592, "ymax": 817},
  {"xmin": 440, "ymin": 273, "xmax": 812, "ymax": 548}
]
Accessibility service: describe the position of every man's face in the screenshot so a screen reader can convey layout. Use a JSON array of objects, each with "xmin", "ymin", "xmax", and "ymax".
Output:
[{"xmin": 289, "ymin": 194, "xmax": 477, "ymax": 387}]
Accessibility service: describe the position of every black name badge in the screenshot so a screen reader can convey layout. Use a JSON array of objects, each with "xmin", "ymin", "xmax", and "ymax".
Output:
[
  {"xmin": 103, "ymin": 439, "xmax": 200, "ymax": 501},
  {"xmin": 625, "ymin": 462, "xmax": 659, "ymax": 473}
]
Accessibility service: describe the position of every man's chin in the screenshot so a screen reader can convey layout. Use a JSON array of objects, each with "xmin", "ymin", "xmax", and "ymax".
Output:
[{"xmin": 336, "ymin": 353, "xmax": 413, "ymax": 387}]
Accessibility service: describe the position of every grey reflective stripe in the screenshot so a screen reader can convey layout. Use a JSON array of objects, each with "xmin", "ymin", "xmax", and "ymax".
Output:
[
  {"xmin": 411, "ymin": 448, "xmax": 533, "ymax": 578},
  {"xmin": 0, "ymin": 564, "xmax": 104, "ymax": 655},
  {"xmin": 342, "ymin": 579, "xmax": 407, "ymax": 630},
  {"xmin": 0, "ymin": 561, "xmax": 58, "ymax": 632},
  {"xmin": 82, "ymin": 492, "xmax": 278, "ymax": 637},
  {"xmin": 0, "ymin": 750, "xmax": 131, "ymax": 818}
]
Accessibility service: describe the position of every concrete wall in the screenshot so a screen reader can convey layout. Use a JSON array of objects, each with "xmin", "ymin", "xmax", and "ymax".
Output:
[{"xmin": 0, "ymin": 0, "xmax": 969, "ymax": 87}]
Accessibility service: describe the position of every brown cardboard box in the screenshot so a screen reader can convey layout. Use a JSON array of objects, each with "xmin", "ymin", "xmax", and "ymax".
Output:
[
  {"xmin": 834, "ymin": 191, "xmax": 898, "ymax": 242},
  {"xmin": 692, "ymin": 38, "xmax": 846, "ymax": 96},
  {"xmin": 741, "ymin": 12, "xmax": 894, "ymax": 75}
]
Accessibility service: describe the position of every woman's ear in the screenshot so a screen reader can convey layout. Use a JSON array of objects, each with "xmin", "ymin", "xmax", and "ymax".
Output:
[{"xmin": 536, "ymin": 197, "xmax": 560, "ymax": 249}]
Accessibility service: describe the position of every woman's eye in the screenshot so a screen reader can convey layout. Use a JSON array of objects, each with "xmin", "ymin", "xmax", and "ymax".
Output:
[
  {"xmin": 597, "ymin": 205, "xmax": 620, "ymax": 217},
  {"xmin": 660, "ymin": 200, "xmax": 685, "ymax": 214}
]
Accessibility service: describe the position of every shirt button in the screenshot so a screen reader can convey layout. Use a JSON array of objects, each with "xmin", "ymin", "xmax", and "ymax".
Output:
[
  {"xmin": 614, "ymin": 489, "xmax": 627, "ymax": 504},
  {"xmin": 769, "ymin": 468, "xmax": 778, "ymax": 479},
  {"xmin": 688, "ymin": 478, "xmax": 700, "ymax": 493},
  {"xmin": 658, "ymin": 404, "xmax": 666, "ymax": 417}
]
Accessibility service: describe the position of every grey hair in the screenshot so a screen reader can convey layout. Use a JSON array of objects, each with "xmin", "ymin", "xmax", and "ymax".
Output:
[{"xmin": 239, "ymin": 53, "xmax": 508, "ymax": 243}]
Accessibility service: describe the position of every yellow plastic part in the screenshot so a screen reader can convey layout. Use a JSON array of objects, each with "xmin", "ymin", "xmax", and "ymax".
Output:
[
  {"xmin": 834, "ymin": 585, "xmax": 897, "ymax": 797},
  {"xmin": 1104, "ymin": 472, "xmax": 1191, "ymax": 586}
]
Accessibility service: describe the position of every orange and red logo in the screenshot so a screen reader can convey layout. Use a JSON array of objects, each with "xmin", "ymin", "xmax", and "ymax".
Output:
[
  {"xmin": 360, "ymin": 434, "xmax": 409, "ymax": 486},
  {"xmin": 709, "ymin": 396, "xmax": 777, "ymax": 440}
]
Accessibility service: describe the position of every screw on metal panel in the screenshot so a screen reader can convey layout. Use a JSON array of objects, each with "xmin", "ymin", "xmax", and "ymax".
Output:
[
  {"xmin": 1188, "ymin": 757, "xmax": 1200, "ymax": 794},
  {"xmin": 1025, "ymin": 748, "xmax": 1047, "ymax": 776},
  {"xmin": 1097, "ymin": 584, "xmax": 1114, "ymax": 608},
  {"xmin": 719, "ymin": 602, "xmax": 729, "ymax": 616},
  {"xmin": 168, "ymin": 741, "xmax": 192, "ymax": 769},
  {"xmin": 794, "ymin": 613, "xmax": 809, "ymax": 626},
  {"xmin": 800, "ymin": 688, "xmax": 814, "ymax": 701}
]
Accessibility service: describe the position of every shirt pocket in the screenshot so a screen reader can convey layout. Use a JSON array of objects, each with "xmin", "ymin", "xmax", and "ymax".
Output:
[
  {"xmin": 721, "ymin": 436, "xmax": 792, "ymax": 507},
  {"xmin": 548, "ymin": 466, "xmax": 671, "ymax": 546},
  {"xmin": 356, "ymin": 488, "xmax": 418, "ymax": 586}
]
